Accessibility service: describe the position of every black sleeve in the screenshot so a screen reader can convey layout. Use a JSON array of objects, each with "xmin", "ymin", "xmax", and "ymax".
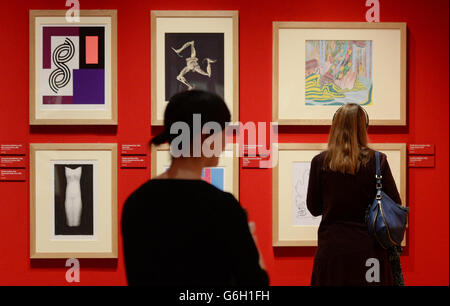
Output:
[
  {"xmin": 307, "ymin": 154, "xmax": 323, "ymax": 217},
  {"xmin": 218, "ymin": 193, "xmax": 269, "ymax": 286},
  {"xmin": 121, "ymin": 192, "xmax": 146, "ymax": 286},
  {"xmin": 380, "ymin": 153, "xmax": 402, "ymax": 205}
]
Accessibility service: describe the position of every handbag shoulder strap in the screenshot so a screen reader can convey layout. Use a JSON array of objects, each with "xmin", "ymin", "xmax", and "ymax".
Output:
[
  {"xmin": 375, "ymin": 151, "xmax": 381, "ymax": 178},
  {"xmin": 375, "ymin": 151, "xmax": 382, "ymax": 199}
]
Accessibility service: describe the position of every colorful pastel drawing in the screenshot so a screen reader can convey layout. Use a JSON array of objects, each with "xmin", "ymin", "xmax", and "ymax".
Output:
[
  {"xmin": 305, "ymin": 40, "xmax": 373, "ymax": 106},
  {"xmin": 40, "ymin": 26, "xmax": 105, "ymax": 105}
]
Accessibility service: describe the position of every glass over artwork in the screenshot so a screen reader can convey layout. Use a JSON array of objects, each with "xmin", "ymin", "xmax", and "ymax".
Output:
[
  {"xmin": 292, "ymin": 162, "xmax": 321, "ymax": 226},
  {"xmin": 40, "ymin": 26, "xmax": 106, "ymax": 107},
  {"xmin": 305, "ymin": 40, "xmax": 373, "ymax": 106},
  {"xmin": 201, "ymin": 167, "xmax": 225, "ymax": 191},
  {"xmin": 53, "ymin": 163, "xmax": 95, "ymax": 238},
  {"xmin": 165, "ymin": 33, "xmax": 225, "ymax": 101}
]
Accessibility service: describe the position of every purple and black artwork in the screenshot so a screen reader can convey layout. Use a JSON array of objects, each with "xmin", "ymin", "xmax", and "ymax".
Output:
[{"xmin": 41, "ymin": 26, "xmax": 105, "ymax": 105}]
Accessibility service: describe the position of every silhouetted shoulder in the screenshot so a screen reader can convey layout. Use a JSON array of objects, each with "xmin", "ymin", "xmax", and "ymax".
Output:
[
  {"xmin": 123, "ymin": 179, "xmax": 241, "ymax": 211},
  {"xmin": 376, "ymin": 151, "xmax": 390, "ymax": 174},
  {"xmin": 310, "ymin": 151, "xmax": 327, "ymax": 168},
  {"xmin": 217, "ymin": 191, "xmax": 246, "ymax": 217},
  {"xmin": 313, "ymin": 151, "xmax": 327, "ymax": 161},
  {"xmin": 379, "ymin": 151, "xmax": 388, "ymax": 163},
  {"xmin": 367, "ymin": 149, "xmax": 388, "ymax": 168}
]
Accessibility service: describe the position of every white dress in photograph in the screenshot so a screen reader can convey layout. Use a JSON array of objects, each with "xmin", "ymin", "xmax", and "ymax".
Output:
[{"xmin": 64, "ymin": 167, "xmax": 83, "ymax": 227}]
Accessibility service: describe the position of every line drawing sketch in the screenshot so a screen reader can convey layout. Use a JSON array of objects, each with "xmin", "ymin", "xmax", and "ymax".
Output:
[
  {"xmin": 171, "ymin": 40, "xmax": 217, "ymax": 90},
  {"xmin": 64, "ymin": 166, "xmax": 83, "ymax": 227},
  {"xmin": 292, "ymin": 162, "xmax": 321, "ymax": 226}
]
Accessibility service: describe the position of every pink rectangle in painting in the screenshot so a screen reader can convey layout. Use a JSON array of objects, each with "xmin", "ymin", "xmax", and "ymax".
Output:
[
  {"xmin": 202, "ymin": 168, "xmax": 211, "ymax": 184},
  {"xmin": 85, "ymin": 36, "xmax": 99, "ymax": 64}
]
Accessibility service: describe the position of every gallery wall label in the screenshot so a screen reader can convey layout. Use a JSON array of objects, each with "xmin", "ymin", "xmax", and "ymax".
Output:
[
  {"xmin": 0, "ymin": 156, "xmax": 26, "ymax": 168},
  {"xmin": 0, "ymin": 169, "xmax": 26, "ymax": 181},
  {"xmin": 121, "ymin": 156, "xmax": 148, "ymax": 169},
  {"xmin": 408, "ymin": 144, "xmax": 435, "ymax": 155},
  {"xmin": 242, "ymin": 144, "xmax": 269, "ymax": 158},
  {"xmin": 0, "ymin": 144, "xmax": 26, "ymax": 155},
  {"xmin": 120, "ymin": 144, "xmax": 146, "ymax": 155},
  {"xmin": 242, "ymin": 156, "xmax": 271, "ymax": 169},
  {"xmin": 409, "ymin": 155, "xmax": 435, "ymax": 168}
]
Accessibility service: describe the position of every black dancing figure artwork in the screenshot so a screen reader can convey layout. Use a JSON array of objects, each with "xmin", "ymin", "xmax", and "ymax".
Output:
[{"xmin": 165, "ymin": 33, "xmax": 224, "ymax": 100}]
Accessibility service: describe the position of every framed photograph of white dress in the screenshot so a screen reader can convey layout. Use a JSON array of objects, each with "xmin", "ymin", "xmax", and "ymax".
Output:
[
  {"xmin": 30, "ymin": 143, "xmax": 118, "ymax": 258},
  {"xmin": 151, "ymin": 143, "xmax": 239, "ymax": 199},
  {"xmin": 151, "ymin": 11, "xmax": 239, "ymax": 126},
  {"xmin": 29, "ymin": 10, "xmax": 117, "ymax": 125},
  {"xmin": 273, "ymin": 22, "xmax": 407, "ymax": 126},
  {"xmin": 273, "ymin": 143, "xmax": 406, "ymax": 247}
]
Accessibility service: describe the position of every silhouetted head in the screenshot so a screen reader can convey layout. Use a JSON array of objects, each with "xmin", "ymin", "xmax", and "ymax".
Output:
[{"xmin": 151, "ymin": 90, "xmax": 231, "ymax": 167}]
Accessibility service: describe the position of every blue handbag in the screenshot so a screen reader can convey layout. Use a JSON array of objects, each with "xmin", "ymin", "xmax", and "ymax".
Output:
[{"xmin": 367, "ymin": 151, "xmax": 409, "ymax": 249}]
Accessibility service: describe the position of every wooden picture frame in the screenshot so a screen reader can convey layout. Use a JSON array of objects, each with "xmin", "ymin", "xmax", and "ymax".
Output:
[
  {"xmin": 151, "ymin": 11, "xmax": 239, "ymax": 126},
  {"xmin": 273, "ymin": 143, "xmax": 407, "ymax": 247},
  {"xmin": 30, "ymin": 143, "xmax": 118, "ymax": 258},
  {"xmin": 273, "ymin": 22, "xmax": 407, "ymax": 126},
  {"xmin": 29, "ymin": 10, "xmax": 118, "ymax": 125},
  {"xmin": 151, "ymin": 143, "xmax": 239, "ymax": 199}
]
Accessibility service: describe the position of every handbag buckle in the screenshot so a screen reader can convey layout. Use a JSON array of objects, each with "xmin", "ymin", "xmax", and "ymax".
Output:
[
  {"xmin": 376, "ymin": 183, "xmax": 382, "ymax": 189},
  {"xmin": 375, "ymin": 174, "xmax": 383, "ymax": 180}
]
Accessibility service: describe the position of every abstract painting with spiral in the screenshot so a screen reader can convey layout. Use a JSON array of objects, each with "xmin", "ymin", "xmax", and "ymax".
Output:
[
  {"xmin": 305, "ymin": 40, "xmax": 373, "ymax": 106},
  {"xmin": 40, "ymin": 26, "xmax": 105, "ymax": 105}
]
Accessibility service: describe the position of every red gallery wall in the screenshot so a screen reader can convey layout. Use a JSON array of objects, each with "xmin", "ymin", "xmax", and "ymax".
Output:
[{"xmin": 0, "ymin": 0, "xmax": 448, "ymax": 286}]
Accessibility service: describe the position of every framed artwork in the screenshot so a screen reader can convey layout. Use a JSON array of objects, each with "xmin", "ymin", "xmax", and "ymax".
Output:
[
  {"xmin": 273, "ymin": 143, "xmax": 406, "ymax": 247},
  {"xmin": 151, "ymin": 11, "xmax": 239, "ymax": 125},
  {"xmin": 151, "ymin": 144, "xmax": 239, "ymax": 199},
  {"xmin": 273, "ymin": 22, "xmax": 407, "ymax": 126},
  {"xmin": 29, "ymin": 10, "xmax": 117, "ymax": 125},
  {"xmin": 30, "ymin": 143, "xmax": 118, "ymax": 258}
]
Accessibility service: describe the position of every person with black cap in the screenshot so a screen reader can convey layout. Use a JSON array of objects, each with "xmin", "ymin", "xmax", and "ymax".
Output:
[{"xmin": 121, "ymin": 90, "xmax": 269, "ymax": 286}]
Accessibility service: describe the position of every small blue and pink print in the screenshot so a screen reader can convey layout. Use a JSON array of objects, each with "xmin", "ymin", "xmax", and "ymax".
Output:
[
  {"xmin": 201, "ymin": 168, "xmax": 225, "ymax": 191},
  {"xmin": 163, "ymin": 167, "xmax": 225, "ymax": 191}
]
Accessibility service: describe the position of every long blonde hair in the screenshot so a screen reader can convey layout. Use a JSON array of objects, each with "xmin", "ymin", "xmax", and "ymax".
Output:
[{"xmin": 324, "ymin": 103, "xmax": 373, "ymax": 174}]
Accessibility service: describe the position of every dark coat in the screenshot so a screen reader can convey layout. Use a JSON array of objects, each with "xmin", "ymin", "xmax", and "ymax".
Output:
[
  {"xmin": 307, "ymin": 151, "xmax": 401, "ymax": 286},
  {"xmin": 122, "ymin": 179, "xmax": 269, "ymax": 286}
]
